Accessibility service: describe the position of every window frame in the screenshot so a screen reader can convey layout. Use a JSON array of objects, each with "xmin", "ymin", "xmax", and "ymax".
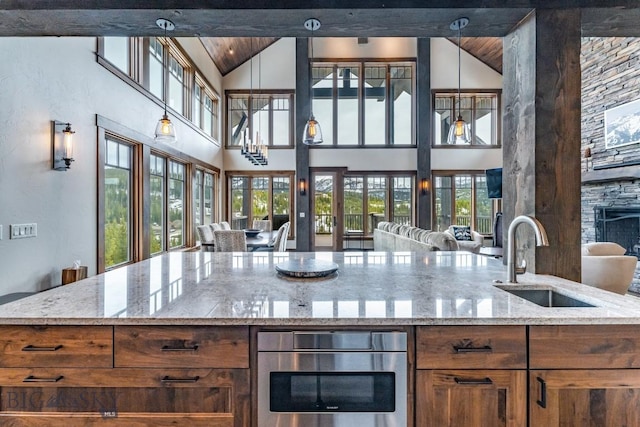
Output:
[
  {"xmin": 432, "ymin": 170, "xmax": 501, "ymax": 235},
  {"xmin": 225, "ymin": 90, "xmax": 295, "ymax": 148},
  {"xmin": 431, "ymin": 89, "xmax": 502, "ymax": 147},
  {"xmin": 342, "ymin": 172, "xmax": 417, "ymax": 236},
  {"xmin": 311, "ymin": 59, "xmax": 416, "ymax": 147},
  {"xmin": 225, "ymin": 171, "xmax": 296, "ymax": 237},
  {"xmin": 97, "ymin": 37, "xmax": 220, "ymax": 145}
]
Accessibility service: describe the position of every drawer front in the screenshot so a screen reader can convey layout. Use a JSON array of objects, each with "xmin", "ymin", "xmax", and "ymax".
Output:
[
  {"xmin": 0, "ymin": 367, "xmax": 248, "ymax": 427},
  {"xmin": 0, "ymin": 326, "xmax": 113, "ymax": 368},
  {"xmin": 416, "ymin": 325, "xmax": 527, "ymax": 369},
  {"xmin": 530, "ymin": 325, "xmax": 640, "ymax": 369},
  {"xmin": 114, "ymin": 326, "xmax": 249, "ymax": 368}
]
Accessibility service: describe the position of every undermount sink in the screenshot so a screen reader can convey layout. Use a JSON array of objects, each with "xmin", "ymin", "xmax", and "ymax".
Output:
[{"xmin": 497, "ymin": 287, "xmax": 596, "ymax": 308}]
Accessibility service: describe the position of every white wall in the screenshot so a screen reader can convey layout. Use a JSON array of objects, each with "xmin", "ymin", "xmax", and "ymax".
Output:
[{"xmin": 0, "ymin": 37, "xmax": 221, "ymax": 295}]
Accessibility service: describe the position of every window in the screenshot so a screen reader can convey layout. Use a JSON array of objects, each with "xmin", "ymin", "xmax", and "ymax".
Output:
[
  {"xmin": 103, "ymin": 37, "xmax": 129, "ymax": 74},
  {"xmin": 312, "ymin": 61, "xmax": 415, "ymax": 146},
  {"xmin": 226, "ymin": 91, "xmax": 295, "ymax": 147},
  {"xmin": 150, "ymin": 154, "xmax": 165, "ymax": 255},
  {"xmin": 104, "ymin": 137, "xmax": 134, "ymax": 269},
  {"xmin": 228, "ymin": 173, "xmax": 294, "ymax": 233},
  {"xmin": 433, "ymin": 172, "xmax": 497, "ymax": 235},
  {"xmin": 433, "ymin": 91, "xmax": 501, "ymax": 146},
  {"xmin": 98, "ymin": 37, "xmax": 220, "ymax": 144},
  {"xmin": 194, "ymin": 169, "xmax": 216, "ymax": 233},
  {"xmin": 343, "ymin": 173, "xmax": 415, "ymax": 236},
  {"xmin": 169, "ymin": 161, "xmax": 185, "ymax": 249}
]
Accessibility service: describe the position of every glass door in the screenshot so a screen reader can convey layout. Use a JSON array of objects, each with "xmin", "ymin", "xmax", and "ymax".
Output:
[{"xmin": 311, "ymin": 172, "xmax": 343, "ymax": 251}]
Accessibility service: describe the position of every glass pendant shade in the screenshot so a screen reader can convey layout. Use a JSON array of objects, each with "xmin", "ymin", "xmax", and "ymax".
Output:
[
  {"xmin": 447, "ymin": 113, "xmax": 471, "ymax": 144},
  {"xmin": 303, "ymin": 114, "xmax": 323, "ymax": 145},
  {"xmin": 155, "ymin": 114, "xmax": 177, "ymax": 143}
]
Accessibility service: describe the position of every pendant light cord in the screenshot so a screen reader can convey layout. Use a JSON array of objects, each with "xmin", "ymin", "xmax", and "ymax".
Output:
[
  {"xmin": 309, "ymin": 24, "xmax": 314, "ymax": 118},
  {"xmin": 163, "ymin": 22, "xmax": 168, "ymax": 116},
  {"xmin": 457, "ymin": 25, "xmax": 461, "ymax": 116}
]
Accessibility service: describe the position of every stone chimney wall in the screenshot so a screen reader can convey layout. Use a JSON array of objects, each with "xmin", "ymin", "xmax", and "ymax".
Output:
[{"xmin": 581, "ymin": 37, "xmax": 640, "ymax": 293}]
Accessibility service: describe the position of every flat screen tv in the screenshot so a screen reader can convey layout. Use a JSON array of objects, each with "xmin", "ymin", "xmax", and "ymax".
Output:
[{"xmin": 486, "ymin": 168, "xmax": 502, "ymax": 199}]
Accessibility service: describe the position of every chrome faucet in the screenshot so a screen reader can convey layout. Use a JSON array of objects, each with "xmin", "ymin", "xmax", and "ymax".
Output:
[{"xmin": 507, "ymin": 215, "xmax": 550, "ymax": 283}]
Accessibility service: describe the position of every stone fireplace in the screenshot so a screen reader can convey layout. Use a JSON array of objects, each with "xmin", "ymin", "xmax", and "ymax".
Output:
[
  {"xmin": 594, "ymin": 206, "xmax": 640, "ymax": 259},
  {"xmin": 580, "ymin": 37, "xmax": 640, "ymax": 294}
]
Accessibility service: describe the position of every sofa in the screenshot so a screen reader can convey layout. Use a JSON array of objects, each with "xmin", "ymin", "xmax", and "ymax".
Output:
[
  {"xmin": 581, "ymin": 242, "xmax": 637, "ymax": 295},
  {"xmin": 373, "ymin": 222, "xmax": 459, "ymax": 252}
]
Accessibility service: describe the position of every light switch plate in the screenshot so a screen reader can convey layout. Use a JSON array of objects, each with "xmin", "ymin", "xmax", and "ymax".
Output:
[
  {"xmin": 10, "ymin": 223, "xmax": 37, "ymax": 239},
  {"xmin": 0, "ymin": 224, "xmax": 2, "ymax": 240}
]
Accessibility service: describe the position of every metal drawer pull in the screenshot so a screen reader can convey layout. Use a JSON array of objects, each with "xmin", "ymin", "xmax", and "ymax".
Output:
[
  {"xmin": 454, "ymin": 377, "xmax": 493, "ymax": 385},
  {"xmin": 161, "ymin": 344, "xmax": 199, "ymax": 351},
  {"xmin": 22, "ymin": 345, "xmax": 63, "ymax": 352},
  {"xmin": 23, "ymin": 375, "xmax": 64, "ymax": 383},
  {"xmin": 161, "ymin": 376, "xmax": 200, "ymax": 383},
  {"xmin": 536, "ymin": 377, "xmax": 547, "ymax": 408},
  {"xmin": 453, "ymin": 345, "xmax": 492, "ymax": 353}
]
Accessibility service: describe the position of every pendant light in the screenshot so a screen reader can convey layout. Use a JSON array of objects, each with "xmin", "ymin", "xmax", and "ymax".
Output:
[
  {"xmin": 241, "ymin": 38, "xmax": 267, "ymax": 165},
  {"xmin": 154, "ymin": 18, "xmax": 177, "ymax": 143},
  {"xmin": 302, "ymin": 18, "xmax": 323, "ymax": 145},
  {"xmin": 447, "ymin": 17, "xmax": 471, "ymax": 145}
]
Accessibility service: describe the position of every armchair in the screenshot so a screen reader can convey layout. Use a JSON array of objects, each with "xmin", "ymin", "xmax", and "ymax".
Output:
[
  {"xmin": 581, "ymin": 242, "xmax": 637, "ymax": 295},
  {"xmin": 444, "ymin": 225, "xmax": 484, "ymax": 254}
]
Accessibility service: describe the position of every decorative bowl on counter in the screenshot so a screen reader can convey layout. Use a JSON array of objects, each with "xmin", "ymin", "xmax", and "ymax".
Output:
[{"xmin": 244, "ymin": 229, "xmax": 262, "ymax": 238}]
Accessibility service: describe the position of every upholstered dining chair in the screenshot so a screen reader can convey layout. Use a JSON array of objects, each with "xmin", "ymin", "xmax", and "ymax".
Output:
[
  {"xmin": 252, "ymin": 219, "xmax": 272, "ymax": 233},
  {"xmin": 213, "ymin": 230, "xmax": 247, "ymax": 252},
  {"xmin": 254, "ymin": 221, "xmax": 289, "ymax": 252},
  {"xmin": 196, "ymin": 225, "xmax": 215, "ymax": 252},
  {"xmin": 219, "ymin": 221, "xmax": 231, "ymax": 230}
]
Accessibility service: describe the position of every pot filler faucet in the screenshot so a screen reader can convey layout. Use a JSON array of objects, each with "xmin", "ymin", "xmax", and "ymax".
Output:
[{"xmin": 507, "ymin": 215, "xmax": 550, "ymax": 283}]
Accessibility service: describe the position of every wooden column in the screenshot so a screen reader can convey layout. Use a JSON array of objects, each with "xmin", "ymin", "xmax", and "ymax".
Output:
[
  {"xmin": 416, "ymin": 37, "xmax": 432, "ymax": 230},
  {"xmin": 502, "ymin": 9, "xmax": 581, "ymax": 281},
  {"xmin": 295, "ymin": 37, "xmax": 311, "ymax": 251}
]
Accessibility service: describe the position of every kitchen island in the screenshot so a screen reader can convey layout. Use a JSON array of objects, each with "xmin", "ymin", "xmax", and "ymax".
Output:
[{"xmin": 1, "ymin": 251, "xmax": 640, "ymax": 426}]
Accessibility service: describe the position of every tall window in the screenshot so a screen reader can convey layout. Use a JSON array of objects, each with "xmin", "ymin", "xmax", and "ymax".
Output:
[
  {"xmin": 169, "ymin": 161, "xmax": 185, "ymax": 249},
  {"xmin": 194, "ymin": 169, "xmax": 216, "ymax": 232},
  {"xmin": 226, "ymin": 92, "xmax": 294, "ymax": 147},
  {"xmin": 104, "ymin": 137, "xmax": 133, "ymax": 269},
  {"xmin": 150, "ymin": 154, "xmax": 165, "ymax": 255},
  {"xmin": 228, "ymin": 174, "xmax": 293, "ymax": 233},
  {"xmin": 312, "ymin": 61, "xmax": 415, "ymax": 146},
  {"xmin": 343, "ymin": 174, "xmax": 415, "ymax": 236},
  {"xmin": 433, "ymin": 91, "xmax": 501, "ymax": 146},
  {"xmin": 148, "ymin": 38, "xmax": 164, "ymax": 100},
  {"xmin": 433, "ymin": 172, "xmax": 496, "ymax": 234},
  {"xmin": 168, "ymin": 56, "xmax": 185, "ymax": 115}
]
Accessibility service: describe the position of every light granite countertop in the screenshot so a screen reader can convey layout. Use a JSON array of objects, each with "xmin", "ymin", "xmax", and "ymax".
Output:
[{"xmin": 1, "ymin": 251, "xmax": 639, "ymax": 326}]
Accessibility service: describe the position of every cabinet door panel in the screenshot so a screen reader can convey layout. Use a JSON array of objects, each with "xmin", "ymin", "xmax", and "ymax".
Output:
[
  {"xmin": 416, "ymin": 370, "xmax": 526, "ymax": 427},
  {"xmin": 0, "ymin": 326, "xmax": 112, "ymax": 368},
  {"xmin": 531, "ymin": 370, "xmax": 640, "ymax": 427},
  {"xmin": 114, "ymin": 326, "xmax": 249, "ymax": 368}
]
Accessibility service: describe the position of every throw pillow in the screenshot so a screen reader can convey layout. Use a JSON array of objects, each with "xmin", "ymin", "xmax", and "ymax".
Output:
[{"xmin": 452, "ymin": 226, "xmax": 472, "ymax": 241}]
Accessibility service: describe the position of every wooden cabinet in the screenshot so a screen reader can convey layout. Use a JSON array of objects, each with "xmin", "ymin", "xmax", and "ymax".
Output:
[
  {"xmin": 0, "ymin": 325, "xmax": 250, "ymax": 427},
  {"xmin": 529, "ymin": 369, "xmax": 640, "ymax": 427},
  {"xmin": 529, "ymin": 325, "xmax": 640, "ymax": 427},
  {"xmin": 416, "ymin": 369, "xmax": 527, "ymax": 427},
  {"xmin": 416, "ymin": 326, "xmax": 527, "ymax": 427}
]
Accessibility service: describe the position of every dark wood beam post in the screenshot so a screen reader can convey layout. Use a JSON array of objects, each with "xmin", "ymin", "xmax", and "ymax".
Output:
[
  {"xmin": 416, "ymin": 37, "xmax": 432, "ymax": 230},
  {"xmin": 503, "ymin": 9, "xmax": 581, "ymax": 281},
  {"xmin": 295, "ymin": 37, "xmax": 311, "ymax": 251}
]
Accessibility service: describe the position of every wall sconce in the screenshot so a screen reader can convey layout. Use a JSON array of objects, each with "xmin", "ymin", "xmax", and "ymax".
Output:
[
  {"xmin": 299, "ymin": 178, "xmax": 307, "ymax": 196},
  {"xmin": 52, "ymin": 121, "xmax": 75, "ymax": 171},
  {"xmin": 420, "ymin": 178, "xmax": 430, "ymax": 195}
]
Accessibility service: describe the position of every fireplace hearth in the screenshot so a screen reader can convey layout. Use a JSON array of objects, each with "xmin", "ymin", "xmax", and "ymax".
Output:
[{"xmin": 594, "ymin": 206, "xmax": 640, "ymax": 259}]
